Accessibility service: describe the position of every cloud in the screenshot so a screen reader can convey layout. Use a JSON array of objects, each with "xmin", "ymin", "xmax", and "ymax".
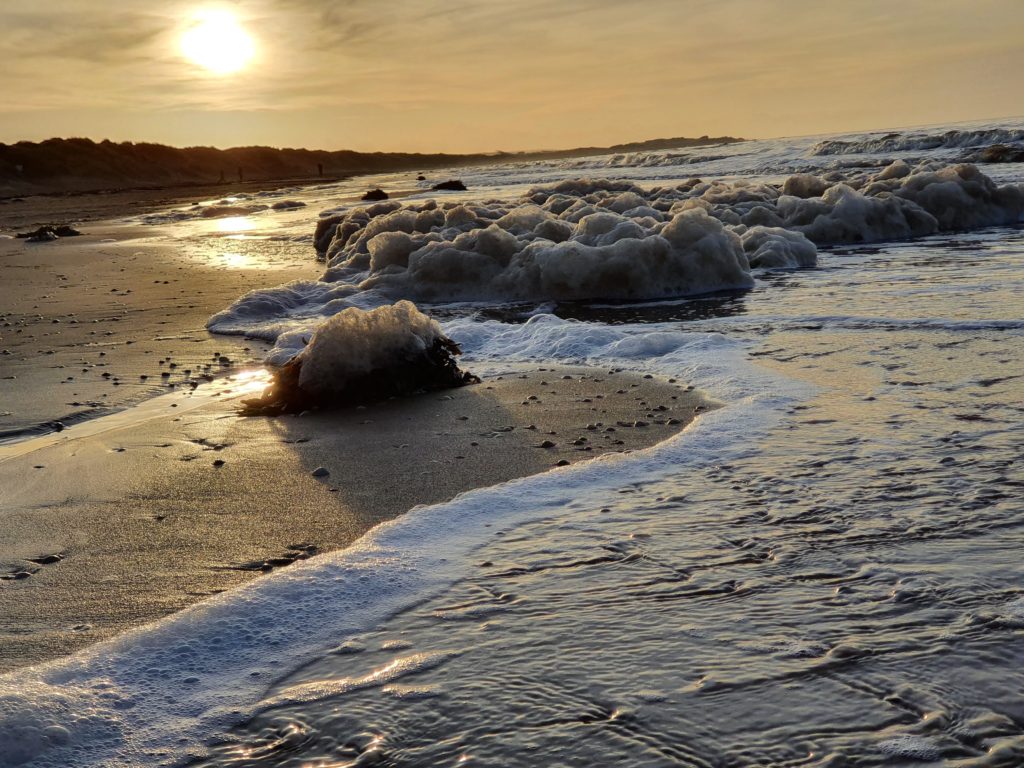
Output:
[
  {"xmin": 4, "ymin": 10, "xmax": 166, "ymax": 64},
  {"xmin": 1, "ymin": 0, "xmax": 1022, "ymax": 148}
]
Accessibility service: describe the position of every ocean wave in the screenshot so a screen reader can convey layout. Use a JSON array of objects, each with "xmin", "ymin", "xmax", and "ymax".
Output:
[{"xmin": 810, "ymin": 128, "xmax": 1024, "ymax": 156}]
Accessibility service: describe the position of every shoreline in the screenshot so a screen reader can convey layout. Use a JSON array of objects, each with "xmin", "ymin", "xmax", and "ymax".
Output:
[
  {"xmin": 0, "ymin": 363, "xmax": 710, "ymax": 672},
  {"xmin": 0, "ymin": 177, "xmax": 350, "ymax": 233}
]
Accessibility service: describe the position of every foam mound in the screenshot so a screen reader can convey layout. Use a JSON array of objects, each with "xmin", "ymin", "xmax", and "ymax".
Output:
[
  {"xmin": 315, "ymin": 187, "xmax": 759, "ymax": 304},
  {"xmin": 240, "ymin": 301, "xmax": 477, "ymax": 415},
  {"xmin": 207, "ymin": 163, "xmax": 1022, "ymax": 346},
  {"xmin": 315, "ymin": 162, "xmax": 1021, "ymax": 291}
]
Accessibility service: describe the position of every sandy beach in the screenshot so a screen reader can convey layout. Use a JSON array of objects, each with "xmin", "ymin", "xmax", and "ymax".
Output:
[
  {"xmin": 0, "ymin": 362, "xmax": 706, "ymax": 672},
  {"xmin": 0, "ymin": 196, "xmax": 707, "ymax": 671},
  {"xmin": 0, "ymin": 178, "xmax": 340, "ymax": 234},
  {"xmin": 5, "ymin": 3, "xmax": 1024, "ymax": 765}
]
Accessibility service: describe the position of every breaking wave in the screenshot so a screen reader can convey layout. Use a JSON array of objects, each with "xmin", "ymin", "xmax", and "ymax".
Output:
[{"xmin": 810, "ymin": 127, "xmax": 1024, "ymax": 156}]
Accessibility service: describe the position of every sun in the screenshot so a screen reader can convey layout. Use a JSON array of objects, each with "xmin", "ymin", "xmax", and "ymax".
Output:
[{"xmin": 181, "ymin": 10, "xmax": 255, "ymax": 75}]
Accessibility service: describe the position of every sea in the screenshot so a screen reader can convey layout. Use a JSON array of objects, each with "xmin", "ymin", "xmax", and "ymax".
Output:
[{"xmin": 2, "ymin": 118, "xmax": 1023, "ymax": 767}]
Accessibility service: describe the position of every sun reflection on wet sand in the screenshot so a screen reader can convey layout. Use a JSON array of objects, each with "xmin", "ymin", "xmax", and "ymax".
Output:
[
  {"xmin": 217, "ymin": 252, "xmax": 258, "ymax": 268},
  {"xmin": 215, "ymin": 216, "xmax": 258, "ymax": 234}
]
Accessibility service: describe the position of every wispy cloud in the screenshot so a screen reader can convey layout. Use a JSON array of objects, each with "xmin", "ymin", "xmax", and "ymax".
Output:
[{"xmin": 1, "ymin": 0, "xmax": 1022, "ymax": 149}]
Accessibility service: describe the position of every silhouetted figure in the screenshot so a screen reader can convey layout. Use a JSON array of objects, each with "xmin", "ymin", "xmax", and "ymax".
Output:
[
  {"xmin": 237, "ymin": 167, "xmax": 243, "ymax": 182},
  {"xmin": 318, "ymin": 163, "xmax": 324, "ymax": 177},
  {"xmin": 218, "ymin": 170, "xmax": 226, "ymax": 183}
]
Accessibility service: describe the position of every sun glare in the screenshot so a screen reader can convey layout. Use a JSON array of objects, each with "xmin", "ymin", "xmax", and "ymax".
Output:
[{"xmin": 181, "ymin": 10, "xmax": 255, "ymax": 75}]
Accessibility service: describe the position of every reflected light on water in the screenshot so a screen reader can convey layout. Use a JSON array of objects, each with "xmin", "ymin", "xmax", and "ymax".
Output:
[
  {"xmin": 216, "ymin": 216, "xmax": 258, "ymax": 234},
  {"xmin": 218, "ymin": 252, "xmax": 258, "ymax": 269},
  {"xmin": 221, "ymin": 369, "xmax": 272, "ymax": 397}
]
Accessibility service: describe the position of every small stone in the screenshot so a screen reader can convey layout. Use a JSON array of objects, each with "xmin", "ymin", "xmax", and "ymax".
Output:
[
  {"xmin": 539, "ymin": 440, "xmax": 556, "ymax": 448},
  {"xmin": 312, "ymin": 466, "xmax": 330, "ymax": 477}
]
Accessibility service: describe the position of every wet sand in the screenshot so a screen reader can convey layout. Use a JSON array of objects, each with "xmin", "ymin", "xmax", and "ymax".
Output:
[
  {"xmin": 0, "ymin": 365, "xmax": 709, "ymax": 672},
  {"xmin": 0, "ymin": 178, "xmax": 341, "ymax": 233},
  {"xmin": 0, "ymin": 223, "xmax": 318, "ymax": 438}
]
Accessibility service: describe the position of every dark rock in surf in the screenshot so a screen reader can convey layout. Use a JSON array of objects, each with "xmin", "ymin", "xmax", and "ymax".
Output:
[
  {"xmin": 969, "ymin": 144, "xmax": 1024, "ymax": 164},
  {"xmin": 361, "ymin": 188, "xmax": 389, "ymax": 201},
  {"xmin": 431, "ymin": 180, "xmax": 467, "ymax": 191},
  {"xmin": 271, "ymin": 200, "xmax": 306, "ymax": 210},
  {"xmin": 17, "ymin": 225, "xmax": 82, "ymax": 242}
]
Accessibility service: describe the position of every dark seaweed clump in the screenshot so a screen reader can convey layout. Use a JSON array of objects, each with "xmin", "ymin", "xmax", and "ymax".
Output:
[{"xmin": 240, "ymin": 337, "xmax": 478, "ymax": 416}]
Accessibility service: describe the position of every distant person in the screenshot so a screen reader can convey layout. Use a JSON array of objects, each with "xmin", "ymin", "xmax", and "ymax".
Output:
[
  {"xmin": 218, "ymin": 170, "xmax": 226, "ymax": 183},
  {"xmin": 237, "ymin": 167, "xmax": 243, "ymax": 182},
  {"xmin": 318, "ymin": 163, "xmax": 323, "ymax": 177}
]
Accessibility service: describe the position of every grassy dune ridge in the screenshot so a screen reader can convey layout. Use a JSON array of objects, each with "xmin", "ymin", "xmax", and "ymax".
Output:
[{"xmin": 0, "ymin": 135, "xmax": 743, "ymax": 197}]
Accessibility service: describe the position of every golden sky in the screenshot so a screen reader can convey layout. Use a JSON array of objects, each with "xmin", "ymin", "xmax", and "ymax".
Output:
[{"xmin": 2, "ymin": 0, "xmax": 1023, "ymax": 152}]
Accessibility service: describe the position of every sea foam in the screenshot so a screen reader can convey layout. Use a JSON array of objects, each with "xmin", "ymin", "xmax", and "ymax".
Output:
[{"xmin": 207, "ymin": 163, "xmax": 1023, "ymax": 361}]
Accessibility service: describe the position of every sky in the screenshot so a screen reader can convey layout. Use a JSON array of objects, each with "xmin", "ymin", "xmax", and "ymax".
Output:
[{"xmin": 2, "ymin": 0, "xmax": 1023, "ymax": 152}]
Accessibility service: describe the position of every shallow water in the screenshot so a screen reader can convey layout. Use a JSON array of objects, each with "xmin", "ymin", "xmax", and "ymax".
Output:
[
  {"xmin": 191, "ymin": 222, "xmax": 1024, "ymax": 768},
  {"xmin": 3, "ymin": 120, "xmax": 1024, "ymax": 768}
]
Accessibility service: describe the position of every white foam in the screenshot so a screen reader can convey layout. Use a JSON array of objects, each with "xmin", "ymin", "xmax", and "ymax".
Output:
[
  {"xmin": 294, "ymin": 300, "xmax": 447, "ymax": 396},
  {"xmin": 739, "ymin": 226, "xmax": 817, "ymax": 269}
]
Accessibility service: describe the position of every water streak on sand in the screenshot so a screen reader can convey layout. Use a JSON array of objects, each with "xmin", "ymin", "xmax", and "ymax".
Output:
[{"xmin": 0, "ymin": 371, "xmax": 270, "ymax": 462}]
